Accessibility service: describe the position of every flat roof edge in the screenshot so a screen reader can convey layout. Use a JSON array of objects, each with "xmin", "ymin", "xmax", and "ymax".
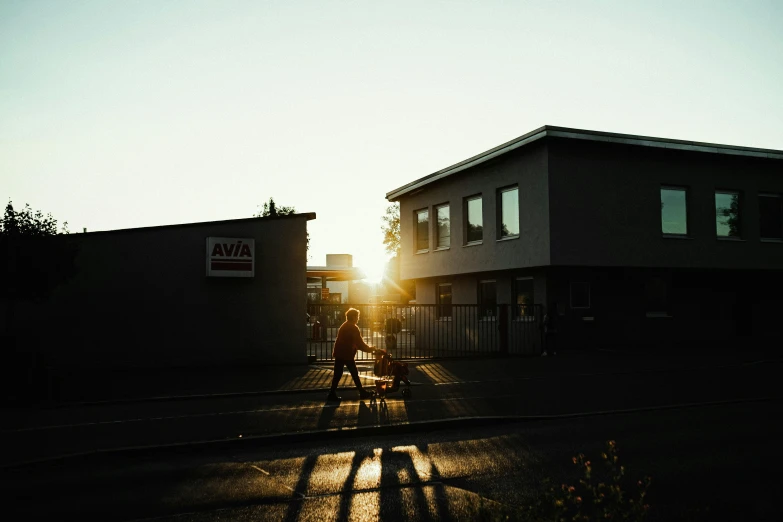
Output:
[
  {"xmin": 386, "ymin": 126, "xmax": 783, "ymax": 201},
  {"xmin": 74, "ymin": 212, "xmax": 316, "ymax": 237},
  {"xmin": 546, "ymin": 129, "xmax": 783, "ymax": 159},
  {"xmin": 386, "ymin": 126, "xmax": 548, "ymax": 201}
]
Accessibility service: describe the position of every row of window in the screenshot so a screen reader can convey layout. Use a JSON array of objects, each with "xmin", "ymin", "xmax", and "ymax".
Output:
[
  {"xmin": 434, "ymin": 278, "xmax": 592, "ymax": 320},
  {"xmin": 416, "ymin": 185, "xmax": 783, "ymax": 253},
  {"xmin": 415, "ymin": 186, "xmax": 519, "ymax": 253},
  {"xmin": 434, "ymin": 277, "xmax": 678, "ymax": 320},
  {"xmin": 661, "ymin": 187, "xmax": 783, "ymax": 240}
]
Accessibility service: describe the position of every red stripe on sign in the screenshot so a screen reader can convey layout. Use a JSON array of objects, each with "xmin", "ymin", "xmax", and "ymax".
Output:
[{"xmin": 211, "ymin": 261, "xmax": 252, "ymax": 271}]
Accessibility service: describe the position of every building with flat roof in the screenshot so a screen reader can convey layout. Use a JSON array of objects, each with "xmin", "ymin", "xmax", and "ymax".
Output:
[
  {"xmin": 387, "ymin": 126, "xmax": 783, "ymax": 353},
  {"xmin": 3, "ymin": 213, "xmax": 314, "ymax": 369}
]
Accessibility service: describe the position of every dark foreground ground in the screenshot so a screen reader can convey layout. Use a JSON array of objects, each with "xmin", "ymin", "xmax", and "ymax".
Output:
[
  {"xmin": 4, "ymin": 400, "xmax": 781, "ymax": 521},
  {"xmin": 2, "ymin": 352, "xmax": 780, "ymax": 520}
]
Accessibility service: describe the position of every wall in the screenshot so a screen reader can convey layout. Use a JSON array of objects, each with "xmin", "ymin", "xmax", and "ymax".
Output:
[
  {"xmin": 548, "ymin": 138, "xmax": 783, "ymax": 269},
  {"xmin": 11, "ymin": 215, "xmax": 309, "ymax": 368},
  {"xmin": 543, "ymin": 266, "xmax": 783, "ymax": 353},
  {"xmin": 416, "ymin": 269, "xmax": 548, "ymax": 306},
  {"xmin": 398, "ymin": 141, "xmax": 550, "ymax": 281}
]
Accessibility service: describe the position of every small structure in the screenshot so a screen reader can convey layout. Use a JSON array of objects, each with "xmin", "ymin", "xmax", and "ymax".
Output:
[
  {"xmin": 4, "ymin": 213, "xmax": 314, "ymax": 368},
  {"xmin": 306, "ymin": 254, "xmax": 367, "ymax": 304}
]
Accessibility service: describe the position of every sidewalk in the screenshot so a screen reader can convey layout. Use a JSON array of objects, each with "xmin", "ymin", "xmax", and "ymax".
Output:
[
  {"xmin": 33, "ymin": 350, "xmax": 771, "ymax": 404},
  {"xmin": 1, "ymin": 351, "xmax": 777, "ymax": 468}
]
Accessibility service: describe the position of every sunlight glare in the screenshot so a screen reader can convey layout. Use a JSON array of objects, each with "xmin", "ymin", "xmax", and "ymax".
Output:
[{"xmin": 354, "ymin": 252, "xmax": 390, "ymax": 285}]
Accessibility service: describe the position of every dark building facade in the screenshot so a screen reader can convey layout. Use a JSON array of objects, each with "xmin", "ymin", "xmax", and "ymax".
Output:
[
  {"xmin": 2, "ymin": 213, "xmax": 314, "ymax": 368},
  {"xmin": 387, "ymin": 126, "xmax": 783, "ymax": 353}
]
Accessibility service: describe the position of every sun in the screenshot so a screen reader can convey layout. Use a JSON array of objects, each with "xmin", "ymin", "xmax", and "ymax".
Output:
[
  {"xmin": 363, "ymin": 262, "xmax": 386, "ymax": 285},
  {"xmin": 356, "ymin": 253, "xmax": 389, "ymax": 285}
]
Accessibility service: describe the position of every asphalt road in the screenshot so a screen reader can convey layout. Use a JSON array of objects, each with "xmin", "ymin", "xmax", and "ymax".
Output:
[
  {"xmin": 2, "ymin": 357, "xmax": 775, "ymax": 467},
  {"xmin": 5, "ymin": 399, "xmax": 781, "ymax": 521}
]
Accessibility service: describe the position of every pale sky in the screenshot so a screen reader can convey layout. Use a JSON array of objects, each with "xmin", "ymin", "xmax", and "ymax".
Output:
[{"xmin": 2, "ymin": 0, "xmax": 782, "ymax": 282}]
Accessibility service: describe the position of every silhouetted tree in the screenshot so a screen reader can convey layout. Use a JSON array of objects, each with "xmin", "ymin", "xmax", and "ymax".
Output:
[
  {"xmin": 381, "ymin": 204, "xmax": 400, "ymax": 257},
  {"xmin": 1, "ymin": 201, "xmax": 78, "ymax": 402},
  {"xmin": 253, "ymin": 197, "xmax": 309, "ymax": 254},
  {"xmin": 254, "ymin": 197, "xmax": 296, "ymax": 218},
  {"xmin": 1, "ymin": 200, "xmax": 75, "ymax": 302}
]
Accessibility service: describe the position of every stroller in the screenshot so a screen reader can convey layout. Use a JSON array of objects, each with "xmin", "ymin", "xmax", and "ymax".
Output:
[{"xmin": 371, "ymin": 351, "xmax": 412, "ymax": 402}]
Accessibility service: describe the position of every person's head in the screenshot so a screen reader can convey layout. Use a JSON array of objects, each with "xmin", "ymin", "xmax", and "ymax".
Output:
[{"xmin": 345, "ymin": 308, "xmax": 360, "ymax": 323}]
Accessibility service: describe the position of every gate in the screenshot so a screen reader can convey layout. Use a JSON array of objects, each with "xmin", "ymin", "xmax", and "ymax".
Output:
[{"xmin": 307, "ymin": 303, "xmax": 542, "ymax": 361}]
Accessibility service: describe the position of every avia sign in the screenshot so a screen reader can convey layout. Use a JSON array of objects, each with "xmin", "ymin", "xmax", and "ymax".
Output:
[{"xmin": 206, "ymin": 237, "xmax": 255, "ymax": 278}]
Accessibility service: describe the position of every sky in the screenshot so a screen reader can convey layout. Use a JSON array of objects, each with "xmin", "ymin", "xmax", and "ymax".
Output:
[{"xmin": 2, "ymin": 0, "xmax": 782, "ymax": 282}]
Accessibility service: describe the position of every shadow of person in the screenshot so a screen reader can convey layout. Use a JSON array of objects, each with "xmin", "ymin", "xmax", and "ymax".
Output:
[
  {"xmin": 378, "ymin": 445, "xmax": 435, "ymax": 521},
  {"xmin": 419, "ymin": 443, "xmax": 450, "ymax": 520},
  {"xmin": 282, "ymin": 403, "xmax": 342, "ymax": 521},
  {"xmin": 317, "ymin": 400, "xmax": 340, "ymax": 430},
  {"xmin": 282, "ymin": 452, "xmax": 315, "ymax": 522},
  {"xmin": 336, "ymin": 447, "xmax": 378, "ymax": 522}
]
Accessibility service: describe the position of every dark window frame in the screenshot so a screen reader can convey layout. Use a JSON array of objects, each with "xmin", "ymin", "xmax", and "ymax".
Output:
[
  {"xmin": 437, "ymin": 283, "xmax": 452, "ymax": 320},
  {"xmin": 464, "ymin": 194, "xmax": 483, "ymax": 245},
  {"xmin": 478, "ymin": 280, "xmax": 497, "ymax": 320},
  {"xmin": 497, "ymin": 185, "xmax": 520, "ymax": 240},
  {"xmin": 514, "ymin": 277, "xmax": 535, "ymax": 319},
  {"xmin": 434, "ymin": 203, "xmax": 451, "ymax": 250},
  {"xmin": 714, "ymin": 190, "xmax": 743, "ymax": 239},
  {"xmin": 415, "ymin": 207, "xmax": 430, "ymax": 252},
  {"xmin": 660, "ymin": 185, "xmax": 690, "ymax": 237},
  {"xmin": 759, "ymin": 193, "xmax": 783, "ymax": 241}
]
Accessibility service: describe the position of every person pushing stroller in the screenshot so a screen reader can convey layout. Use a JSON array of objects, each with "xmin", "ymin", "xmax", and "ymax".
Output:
[{"xmin": 327, "ymin": 308, "xmax": 386, "ymax": 402}]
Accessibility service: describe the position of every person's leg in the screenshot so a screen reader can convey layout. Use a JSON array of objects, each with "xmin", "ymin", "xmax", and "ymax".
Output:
[
  {"xmin": 328, "ymin": 359, "xmax": 345, "ymax": 400},
  {"xmin": 345, "ymin": 358, "xmax": 363, "ymax": 389},
  {"xmin": 346, "ymin": 359, "xmax": 372, "ymax": 398}
]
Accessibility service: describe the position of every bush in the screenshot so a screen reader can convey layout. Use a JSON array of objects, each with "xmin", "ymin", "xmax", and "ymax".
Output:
[{"xmin": 484, "ymin": 440, "xmax": 652, "ymax": 522}]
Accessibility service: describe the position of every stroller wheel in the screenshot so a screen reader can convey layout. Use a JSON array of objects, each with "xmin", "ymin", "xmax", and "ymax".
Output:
[{"xmin": 402, "ymin": 388, "xmax": 411, "ymax": 399}]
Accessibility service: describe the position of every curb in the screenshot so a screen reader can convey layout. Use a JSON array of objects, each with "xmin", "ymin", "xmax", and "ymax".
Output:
[{"xmin": 2, "ymin": 395, "xmax": 774, "ymax": 471}]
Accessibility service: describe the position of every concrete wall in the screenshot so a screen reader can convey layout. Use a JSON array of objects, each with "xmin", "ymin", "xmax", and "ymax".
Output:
[
  {"xmin": 398, "ymin": 141, "xmax": 550, "ymax": 281},
  {"xmin": 548, "ymin": 138, "xmax": 783, "ymax": 269},
  {"xmin": 10, "ymin": 215, "xmax": 309, "ymax": 368}
]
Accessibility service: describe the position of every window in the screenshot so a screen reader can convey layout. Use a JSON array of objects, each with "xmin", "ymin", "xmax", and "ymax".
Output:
[
  {"xmin": 759, "ymin": 194, "xmax": 783, "ymax": 240},
  {"xmin": 514, "ymin": 277, "xmax": 534, "ymax": 318},
  {"xmin": 435, "ymin": 204, "xmax": 450, "ymax": 249},
  {"xmin": 478, "ymin": 280, "xmax": 497, "ymax": 319},
  {"xmin": 570, "ymin": 282, "xmax": 590, "ymax": 309},
  {"xmin": 715, "ymin": 191, "xmax": 741, "ymax": 238},
  {"xmin": 660, "ymin": 187, "xmax": 688, "ymax": 235},
  {"xmin": 437, "ymin": 283, "xmax": 452, "ymax": 319},
  {"xmin": 415, "ymin": 208, "xmax": 429, "ymax": 252},
  {"xmin": 465, "ymin": 195, "xmax": 483, "ymax": 243},
  {"xmin": 498, "ymin": 186, "xmax": 519, "ymax": 238}
]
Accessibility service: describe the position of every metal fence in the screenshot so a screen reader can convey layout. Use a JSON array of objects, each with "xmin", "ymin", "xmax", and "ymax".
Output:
[{"xmin": 307, "ymin": 303, "xmax": 542, "ymax": 361}]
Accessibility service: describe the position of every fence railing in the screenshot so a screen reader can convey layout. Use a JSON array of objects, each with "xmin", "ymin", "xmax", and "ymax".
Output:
[{"xmin": 307, "ymin": 303, "xmax": 542, "ymax": 361}]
